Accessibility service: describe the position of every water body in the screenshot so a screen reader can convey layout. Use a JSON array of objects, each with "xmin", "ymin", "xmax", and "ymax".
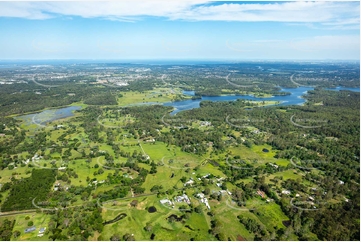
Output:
[
  {"xmin": 164, "ymin": 87, "xmax": 314, "ymax": 115},
  {"xmin": 17, "ymin": 106, "xmax": 81, "ymax": 126},
  {"xmin": 164, "ymin": 86, "xmax": 360, "ymax": 115},
  {"xmin": 324, "ymin": 86, "xmax": 360, "ymax": 92}
]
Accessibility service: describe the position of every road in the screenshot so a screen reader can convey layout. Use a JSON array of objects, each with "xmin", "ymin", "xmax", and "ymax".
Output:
[
  {"xmin": 225, "ymin": 74, "xmax": 256, "ymax": 88},
  {"xmin": 31, "ymin": 75, "xmax": 59, "ymax": 88},
  {"xmin": 290, "ymin": 74, "xmax": 302, "ymax": 87}
]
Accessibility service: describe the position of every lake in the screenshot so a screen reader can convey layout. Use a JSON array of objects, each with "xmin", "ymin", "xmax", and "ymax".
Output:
[
  {"xmin": 16, "ymin": 106, "xmax": 82, "ymax": 127},
  {"xmin": 164, "ymin": 86, "xmax": 360, "ymax": 115}
]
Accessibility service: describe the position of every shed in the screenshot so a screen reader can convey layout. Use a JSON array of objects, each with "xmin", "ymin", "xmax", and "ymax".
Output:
[{"xmin": 25, "ymin": 226, "xmax": 36, "ymax": 233}]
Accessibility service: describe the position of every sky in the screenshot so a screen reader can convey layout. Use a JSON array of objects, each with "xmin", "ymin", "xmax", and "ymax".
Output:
[{"xmin": 0, "ymin": 0, "xmax": 359, "ymax": 61}]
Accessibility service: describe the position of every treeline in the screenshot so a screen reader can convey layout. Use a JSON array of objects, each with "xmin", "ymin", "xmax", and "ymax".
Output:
[
  {"xmin": 47, "ymin": 204, "xmax": 104, "ymax": 240},
  {"xmin": 0, "ymin": 81, "xmax": 119, "ymax": 116},
  {"xmin": 0, "ymin": 219, "xmax": 15, "ymax": 241},
  {"xmin": 83, "ymin": 91, "xmax": 117, "ymax": 105}
]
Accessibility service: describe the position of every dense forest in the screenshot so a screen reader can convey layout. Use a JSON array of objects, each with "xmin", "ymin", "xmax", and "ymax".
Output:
[{"xmin": 1, "ymin": 169, "xmax": 57, "ymax": 211}]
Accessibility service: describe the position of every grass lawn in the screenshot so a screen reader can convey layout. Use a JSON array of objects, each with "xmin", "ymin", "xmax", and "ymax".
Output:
[
  {"xmin": 266, "ymin": 169, "xmax": 303, "ymax": 183},
  {"xmin": 210, "ymin": 198, "xmax": 254, "ymax": 240},
  {"xmin": 101, "ymin": 194, "xmax": 213, "ymax": 241},
  {"xmin": 251, "ymin": 201, "xmax": 289, "ymax": 231},
  {"xmin": 0, "ymin": 166, "xmax": 31, "ymax": 184},
  {"xmin": 10, "ymin": 212, "xmax": 52, "ymax": 241},
  {"xmin": 142, "ymin": 166, "xmax": 185, "ymax": 192},
  {"xmin": 227, "ymin": 144, "xmax": 290, "ymax": 168}
]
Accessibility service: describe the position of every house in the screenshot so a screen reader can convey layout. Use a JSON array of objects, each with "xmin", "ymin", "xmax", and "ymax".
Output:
[
  {"xmin": 219, "ymin": 190, "xmax": 227, "ymax": 195},
  {"xmin": 308, "ymin": 196, "xmax": 315, "ymax": 201},
  {"xmin": 39, "ymin": 227, "xmax": 46, "ymax": 234},
  {"xmin": 174, "ymin": 194, "xmax": 191, "ymax": 204},
  {"xmin": 25, "ymin": 226, "xmax": 36, "ymax": 233},
  {"xmin": 197, "ymin": 193, "xmax": 205, "ymax": 199},
  {"xmin": 339, "ymin": 180, "xmax": 344, "ymax": 185},
  {"xmin": 160, "ymin": 199, "xmax": 174, "ymax": 206},
  {"xmin": 200, "ymin": 121, "xmax": 211, "ymax": 126},
  {"xmin": 268, "ymin": 163, "xmax": 279, "ymax": 169},
  {"xmin": 202, "ymin": 174, "xmax": 210, "ymax": 179},
  {"xmin": 257, "ymin": 190, "xmax": 266, "ymax": 198},
  {"xmin": 184, "ymin": 178, "xmax": 194, "ymax": 186},
  {"xmin": 200, "ymin": 197, "xmax": 210, "ymax": 210},
  {"xmin": 281, "ymin": 190, "xmax": 291, "ymax": 195}
]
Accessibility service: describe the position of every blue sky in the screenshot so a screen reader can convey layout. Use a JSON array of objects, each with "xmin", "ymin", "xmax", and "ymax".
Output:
[{"xmin": 0, "ymin": 1, "xmax": 359, "ymax": 60}]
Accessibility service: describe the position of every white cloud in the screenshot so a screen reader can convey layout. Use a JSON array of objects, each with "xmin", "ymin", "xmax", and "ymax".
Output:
[
  {"xmin": 0, "ymin": 1, "xmax": 358, "ymax": 28},
  {"xmin": 0, "ymin": 1, "xmax": 210, "ymax": 20}
]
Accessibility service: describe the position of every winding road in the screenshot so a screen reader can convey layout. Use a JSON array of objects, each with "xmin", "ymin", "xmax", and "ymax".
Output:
[{"xmin": 225, "ymin": 74, "xmax": 256, "ymax": 88}]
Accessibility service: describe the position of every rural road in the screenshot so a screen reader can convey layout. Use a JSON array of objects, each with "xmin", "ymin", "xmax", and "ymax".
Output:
[{"xmin": 225, "ymin": 74, "xmax": 256, "ymax": 88}]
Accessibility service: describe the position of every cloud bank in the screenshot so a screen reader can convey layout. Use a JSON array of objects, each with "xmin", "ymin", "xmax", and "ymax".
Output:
[{"xmin": 0, "ymin": 1, "xmax": 358, "ymax": 28}]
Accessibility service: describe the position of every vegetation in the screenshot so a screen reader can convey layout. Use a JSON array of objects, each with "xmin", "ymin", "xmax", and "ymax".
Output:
[{"xmin": 0, "ymin": 61, "xmax": 359, "ymax": 241}]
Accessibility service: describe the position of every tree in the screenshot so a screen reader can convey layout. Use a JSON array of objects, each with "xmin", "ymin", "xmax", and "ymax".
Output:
[
  {"xmin": 195, "ymin": 205, "xmax": 203, "ymax": 214},
  {"xmin": 123, "ymin": 233, "xmax": 135, "ymax": 241},
  {"xmin": 221, "ymin": 183, "xmax": 227, "ymax": 190},
  {"xmin": 98, "ymin": 168, "xmax": 104, "ymax": 175},
  {"xmin": 110, "ymin": 234, "xmax": 121, "ymax": 241},
  {"xmin": 13, "ymin": 230, "xmax": 21, "ymax": 238},
  {"xmin": 180, "ymin": 176, "xmax": 187, "ymax": 183},
  {"xmin": 130, "ymin": 200, "xmax": 138, "ymax": 208},
  {"xmin": 204, "ymin": 187, "xmax": 210, "ymax": 195},
  {"xmin": 144, "ymin": 222, "xmax": 153, "ymax": 232}
]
